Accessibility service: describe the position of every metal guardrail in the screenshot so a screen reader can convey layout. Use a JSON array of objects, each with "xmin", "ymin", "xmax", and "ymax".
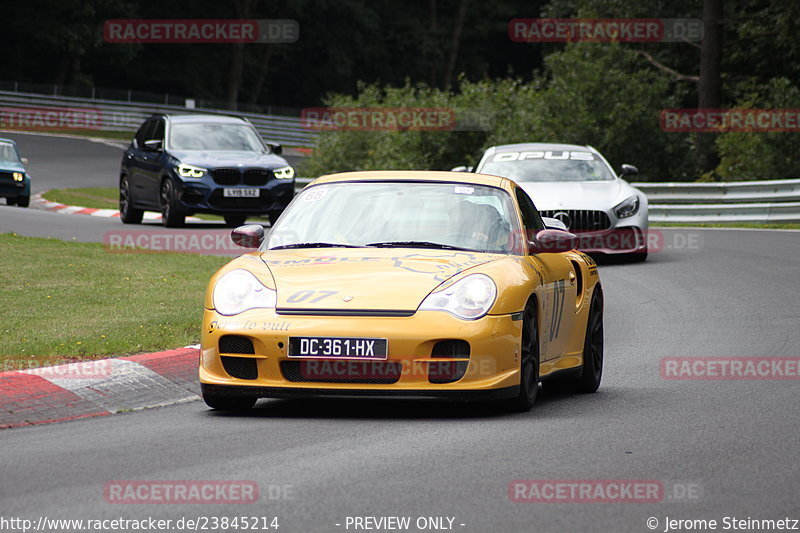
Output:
[
  {"xmin": 633, "ymin": 179, "xmax": 800, "ymax": 223},
  {"xmin": 0, "ymin": 90, "xmax": 319, "ymax": 149}
]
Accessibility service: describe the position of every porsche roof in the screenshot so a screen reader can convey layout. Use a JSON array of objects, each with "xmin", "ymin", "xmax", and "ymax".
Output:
[{"xmin": 312, "ymin": 170, "xmax": 510, "ymax": 188}]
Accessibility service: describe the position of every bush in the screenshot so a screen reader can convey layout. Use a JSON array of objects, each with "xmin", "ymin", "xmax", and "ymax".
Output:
[{"xmin": 714, "ymin": 78, "xmax": 800, "ymax": 180}]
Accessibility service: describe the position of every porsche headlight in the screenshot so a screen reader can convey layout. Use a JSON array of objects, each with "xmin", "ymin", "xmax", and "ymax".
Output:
[
  {"xmin": 614, "ymin": 195, "xmax": 640, "ymax": 218},
  {"xmin": 273, "ymin": 165, "xmax": 295, "ymax": 179},
  {"xmin": 212, "ymin": 269, "xmax": 276, "ymax": 316},
  {"xmin": 419, "ymin": 274, "xmax": 497, "ymax": 320},
  {"xmin": 177, "ymin": 163, "xmax": 207, "ymax": 178},
  {"xmin": 12, "ymin": 172, "xmax": 24, "ymax": 182}
]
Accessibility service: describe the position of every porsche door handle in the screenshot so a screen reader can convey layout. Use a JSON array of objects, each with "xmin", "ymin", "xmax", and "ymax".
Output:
[{"xmin": 568, "ymin": 271, "xmax": 576, "ymax": 285}]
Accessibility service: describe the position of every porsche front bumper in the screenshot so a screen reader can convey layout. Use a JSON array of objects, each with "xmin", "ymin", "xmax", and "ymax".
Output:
[{"xmin": 199, "ymin": 308, "xmax": 525, "ymax": 400}]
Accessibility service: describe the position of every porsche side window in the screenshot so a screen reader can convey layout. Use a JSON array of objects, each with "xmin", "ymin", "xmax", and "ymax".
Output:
[{"xmin": 515, "ymin": 187, "xmax": 545, "ymax": 233}]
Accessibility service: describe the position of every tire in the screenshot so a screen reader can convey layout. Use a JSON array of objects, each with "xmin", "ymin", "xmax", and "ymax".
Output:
[
  {"xmin": 5, "ymin": 197, "xmax": 16, "ymax": 206},
  {"xmin": 119, "ymin": 176, "xmax": 143, "ymax": 224},
  {"xmin": 574, "ymin": 286, "xmax": 604, "ymax": 393},
  {"xmin": 268, "ymin": 213, "xmax": 280, "ymax": 226},
  {"xmin": 626, "ymin": 251, "xmax": 648, "ymax": 263},
  {"xmin": 203, "ymin": 393, "xmax": 256, "ymax": 411},
  {"xmin": 224, "ymin": 215, "xmax": 247, "ymax": 227},
  {"xmin": 505, "ymin": 300, "xmax": 540, "ymax": 412},
  {"xmin": 159, "ymin": 179, "xmax": 185, "ymax": 227},
  {"xmin": 541, "ymin": 285, "xmax": 604, "ymax": 395},
  {"xmin": 17, "ymin": 195, "xmax": 29, "ymax": 208}
]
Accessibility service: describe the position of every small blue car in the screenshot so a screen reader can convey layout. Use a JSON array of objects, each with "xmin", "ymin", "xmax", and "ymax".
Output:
[{"xmin": 0, "ymin": 138, "xmax": 31, "ymax": 207}]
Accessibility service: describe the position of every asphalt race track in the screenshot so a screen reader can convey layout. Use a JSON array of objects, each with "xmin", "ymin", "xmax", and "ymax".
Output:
[
  {"xmin": 0, "ymin": 131, "xmax": 125, "ymax": 194},
  {"xmin": 2, "ymin": 134, "xmax": 800, "ymax": 532}
]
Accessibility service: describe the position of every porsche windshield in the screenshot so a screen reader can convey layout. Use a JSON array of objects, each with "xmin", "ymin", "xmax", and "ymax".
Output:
[
  {"xmin": 267, "ymin": 181, "xmax": 522, "ymax": 254},
  {"xmin": 480, "ymin": 150, "xmax": 615, "ymax": 182},
  {"xmin": 168, "ymin": 123, "xmax": 266, "ymax": 152}
]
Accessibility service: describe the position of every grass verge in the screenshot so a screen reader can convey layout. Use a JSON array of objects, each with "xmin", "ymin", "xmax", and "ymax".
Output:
[
  {"xmin": 0, "ymin": 233, "xmax": 229, "ymax": 368},
  {"xmin": 44, "ymin": 187, "xmax": 119, "ymax": 209}
]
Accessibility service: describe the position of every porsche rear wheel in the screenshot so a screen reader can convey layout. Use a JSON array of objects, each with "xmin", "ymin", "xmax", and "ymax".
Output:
[
  {"xmin": 203, "ymin": 393, "xmax": 256, "ymax": 411},
  {"xmin": 542, "ymin": 285, "xmax": 603, "ymax": 394},
  {"xmin": 506, "ymin": 301, "xmax": 539, "ymax": 412},
  {"xmin": 574, "ymin": 286, "xmax": 604, "ymax": 393}
]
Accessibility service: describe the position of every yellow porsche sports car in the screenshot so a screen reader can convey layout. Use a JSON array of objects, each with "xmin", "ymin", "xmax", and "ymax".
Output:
[{"xmin": 199, "ymin": 171, "xmax": 603, "ymax": 412}]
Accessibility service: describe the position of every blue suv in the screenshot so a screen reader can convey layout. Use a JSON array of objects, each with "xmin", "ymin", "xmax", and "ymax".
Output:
[{"xmin": 119, "ymin": 114, "xmax": 295, "ymax": 227}]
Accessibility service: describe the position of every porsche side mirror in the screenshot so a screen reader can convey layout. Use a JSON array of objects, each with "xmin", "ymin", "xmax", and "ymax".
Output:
[
  {"xmin": 620, "ymin": 164, "xmax": 638, "ymax": 177},
  {"xmin": 529, "ymin": 229, "xmax": 578, "ymax": 254},
  {"xmin": 231, "ymin": 224, "xmax": 265, "ymax": 248},
  {"xmin": 21, "ymin": 157, "xmax": 29, "ymax": 164},
  {"xmin": 541, "ymin": 217, "xmax": 568, "ymax": 232}
]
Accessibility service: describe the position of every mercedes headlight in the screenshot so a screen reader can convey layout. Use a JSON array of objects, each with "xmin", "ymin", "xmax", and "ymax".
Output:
[
  {"xmin": 419, "ymin": 274, "xmax": 497, "ymax": 320},
  {"xmin": 614, "ymin": 195, "xmax": 640, "ymax": 218},
  {"xmin": 212, "ymin": 269, "xmax": 276, "ymax": 316},
  {"xmin": 273, "ymin": 166, "xmax": 295, "ymax": 179},
  {"xmin": 177, "ymin": 163, "xmax": 207, "ymax": 178},
  {"xmin": 12, "ymin": 172, "xmax": 24, "ymax": 182}
]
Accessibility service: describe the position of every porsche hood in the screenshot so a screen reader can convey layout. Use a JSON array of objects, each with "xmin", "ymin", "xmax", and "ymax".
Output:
[{"xmin": 259, "ymin": 248, "xmax": 504, "ymax": 312}]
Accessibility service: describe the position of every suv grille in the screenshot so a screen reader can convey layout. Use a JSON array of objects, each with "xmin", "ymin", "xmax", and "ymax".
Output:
[
  {"xmin": 211, "ymin": 168, "xmax": 242, "ymax": 185},
  {"xmin": 540, "ymin": 210, "xmax": 611, "ymax": 231},
  {"xmin": 243, "ymin": 169, "xmax": 272, "ymax": 186}
]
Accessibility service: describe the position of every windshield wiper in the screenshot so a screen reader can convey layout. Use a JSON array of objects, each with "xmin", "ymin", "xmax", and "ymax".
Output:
[
  {"xmin": 270, "ymin": 242, "xmax": 361, "ymax": 250},
  {"xmin": 366, "ymin": 241, "xmax": 474, "ymax": 251}
]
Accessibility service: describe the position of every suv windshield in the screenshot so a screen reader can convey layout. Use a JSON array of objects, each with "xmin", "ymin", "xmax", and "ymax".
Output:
[
  {"xmin": 480, "ymin": 150, "xmax": 615, "ymax": 182},
  {"xmin": 267, "ymin": 181, "xmax": 523, "ymax": 255},
  {"xmin": 0, "ymin": 142, "xmax": 21, "ymax": 163},
  {"xmin": 168, "ymin": 123, "xmax": 266, "ymax": 152}
]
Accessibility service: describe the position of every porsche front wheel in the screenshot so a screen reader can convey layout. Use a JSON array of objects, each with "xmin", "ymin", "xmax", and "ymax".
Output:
[
  {"xmin": 203, "ymin": 393, "xmax": 256, "ymax": 411},
  {"xmin": 506, "ymin": 301, "xmax": 540, "ymax": 412}
]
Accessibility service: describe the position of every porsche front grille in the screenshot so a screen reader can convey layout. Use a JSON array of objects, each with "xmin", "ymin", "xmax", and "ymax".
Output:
[{"xmin": 280, "ymin": 361, "xmax": 402, "ymax": 384}]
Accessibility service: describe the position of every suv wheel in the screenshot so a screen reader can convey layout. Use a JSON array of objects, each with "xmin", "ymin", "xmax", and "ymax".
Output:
[
  {"xmin": 119, "ymin": 176, "xmax": 144, "ymax": 224},
  {"xmin": 224, "ymin": 215, "xmax": 247, "ymax": 227},
  {"xmin": 160, "ymin": 179, "xmax": 185, "ymax": 227}
]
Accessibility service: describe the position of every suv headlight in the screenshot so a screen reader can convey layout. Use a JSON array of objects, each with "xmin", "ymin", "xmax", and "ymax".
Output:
[
  {"xmin": 419, "ymin": 274, "xmax": 497, "ymax": 320},
  {"xmin": 177, "ymin": 163, "xmax": 207, "ymax": 178},
  {"xmin": 213, "ymin": 269, "xmax": 276, "ymax": 316},
  {"xmin": 614, "ymin": 195, "xmax": 640, "ymax": 218},
  {"xmin": 273, "ymin": 166, "xmax": 295, "ymax": 179},
  {"xmin": 12, "ymin": 172, "xmax": 24, "ymax": 182}
]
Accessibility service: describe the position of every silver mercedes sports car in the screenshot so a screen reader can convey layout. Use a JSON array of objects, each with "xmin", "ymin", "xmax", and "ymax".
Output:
[{"xmin": 458, "ymin": 142, "xmax": 649, "ymax": 260}]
